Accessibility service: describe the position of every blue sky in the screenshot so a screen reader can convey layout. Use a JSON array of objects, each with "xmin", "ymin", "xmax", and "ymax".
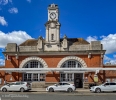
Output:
[{"xmin": 0, "ymin": 0, "xmax": 116, "ymax": 65}]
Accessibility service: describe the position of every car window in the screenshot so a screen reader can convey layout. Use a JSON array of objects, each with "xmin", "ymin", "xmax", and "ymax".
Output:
[
  {"xmin": 110, "ymin": 83, "xmax": 116, "ymax": 85},
  {"xmin": 15, "ymin": 82, "xmax": 21, "ymax": 85},
  {"xmin": 62, "ymin": 83, "xmax": 70, "ymax": 85},
  {"xmin": 21, "ymin": 82, "xmax": 25, "ymax": 84},
  {"xmin": 104, "ymin": 83, "xmax": 109, "ymax": 85},
  {"xmin": 57, "ymin": 83, "xmax": 62, "ymax": 85},
  {"xmin": 9, "ymin": 83, "xmax": 15, "ymax": 85}
]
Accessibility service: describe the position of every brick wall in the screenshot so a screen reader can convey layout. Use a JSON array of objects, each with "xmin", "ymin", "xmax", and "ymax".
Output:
[{"xmin": 0, "ymin": 54, "xmax": 105, "ymax": 84}]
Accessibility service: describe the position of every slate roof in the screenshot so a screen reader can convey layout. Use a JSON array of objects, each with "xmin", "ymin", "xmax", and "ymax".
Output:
[{"xmin": 19, "ymin": 38, "xmax": 89, "ymax": 46}]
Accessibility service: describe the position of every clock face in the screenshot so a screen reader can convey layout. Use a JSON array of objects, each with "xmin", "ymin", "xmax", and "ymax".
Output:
[{"xmin": 50, "ymin": 12, "xmax": 56, "ymax": 19}]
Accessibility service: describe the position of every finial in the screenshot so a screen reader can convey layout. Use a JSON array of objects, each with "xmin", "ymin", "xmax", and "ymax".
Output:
[
  {"xmin": 63, "ymin": 34, "xmax": 67, "ymax": 39},
  {"xmin": 38, "ymin": 36, "xmax": 43, "ymax": 40}
]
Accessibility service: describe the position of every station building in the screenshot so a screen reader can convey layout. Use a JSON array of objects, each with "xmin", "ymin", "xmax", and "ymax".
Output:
[{"xmin": 0, "ymin": 4, "xmax": 116, "ymax": 88}]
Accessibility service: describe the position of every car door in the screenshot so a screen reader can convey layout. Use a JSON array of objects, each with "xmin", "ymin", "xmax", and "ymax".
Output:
[
  {"xmin": 109, "ymin": 83, "xmax": 116, "ymax": 91},
  {"xmin": 4, "ymin": 84, "xmax": 12, "ymax": 91},
  {"xmin": 54, "ymin": 83, "xmax": 62, "ymax": 91},
  {"xmin": 101, "ymin": 83, "xmax": 110, "ymax": 91},
  {"xmin": 62, "ymin": 83, "xmax": 70, "ymax": 91},
  {"xmin": 11, "ymin": 82, "xmax": 21, "ymax": 91},
  {"xmin": 7, "ymin": 83, "xmax": 16, "ymax": 91}
]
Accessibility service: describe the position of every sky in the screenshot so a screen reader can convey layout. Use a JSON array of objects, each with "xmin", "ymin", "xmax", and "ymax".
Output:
[{"xmin": 0, "ymin": 0, "xmax": 116, "ymax": 65}]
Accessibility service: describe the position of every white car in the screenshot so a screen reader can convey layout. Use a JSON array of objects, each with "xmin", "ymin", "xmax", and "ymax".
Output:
[
  {"xmin": 46, "ymin": 82, "xmax": 76, "ymax": 92},
  {"xmin": 0, "ymin": 81, "xmax": 32, "ymax": 92},
  {"xmin": 90, "ymin": 82, "xmax": 116, "ymax": 93}
]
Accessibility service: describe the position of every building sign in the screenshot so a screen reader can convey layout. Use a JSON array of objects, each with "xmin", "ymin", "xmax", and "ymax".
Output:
[{"xmin": 94, "ymin": 75, "xmax": 98, "ymax": 82}]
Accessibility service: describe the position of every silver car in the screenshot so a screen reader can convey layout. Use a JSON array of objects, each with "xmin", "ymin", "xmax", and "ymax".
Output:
[
  {"xmin": 46, "ymin": 82, "xmax": 76, "ymax": 92},
  {"xmin": 0, "ymin": 81, "xmax": 32, "ymax": 92},
  {"xmin": 90, "ymin": 82, "xmax": 116, "ymax": 93}
]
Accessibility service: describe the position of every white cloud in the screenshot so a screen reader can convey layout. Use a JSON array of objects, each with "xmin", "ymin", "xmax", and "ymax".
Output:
[
  {"xmin": 86, "ymin": 36, "xmax": 97, "ymax": 42},
  {"xmin": 113, "ymin": 55, "xmax": 116, "ymax": 58},
  {"xmin": 27, "ymin": 0, "xmax": 31, "ymax": 3},
  {"xmin": 0, "ymin": 0, "xmax": 12, "ymax": 5},
  {"xmin": 86, "ymin": 34, "xmax": 116, "ymax": 54},
  {"xmin": 0, "ymin": 16, "xmax": 8, "ymax": 26},
  {"xmin": 104, "ymin": 55, "xmax": 116, "ymax": 65},
  {"xmin": 0, "ymin": 0, "xmax": 8, "ymax": 5},
  {"xmin": 0, "ymin": 30, "xmax": 33, "ymax": 48},
  {"xmin": 0, "ymin": 56, "xmax": 4, "ymax": 66},
  {"xmin": 8, "ymin": 7, "xmax": 18, "ymax": 14},
  {"xmin": 101, "ymin": 34, "xmax": 116, "ymax": 54},
  {"xmin": 0, "ymin": 58, "xmax": 5, "ymax": 66}
]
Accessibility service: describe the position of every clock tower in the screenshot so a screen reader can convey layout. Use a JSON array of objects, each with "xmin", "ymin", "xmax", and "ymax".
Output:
[{"xmin": 45, "ymin": 4, "xmax": 61, "ymax": 44}]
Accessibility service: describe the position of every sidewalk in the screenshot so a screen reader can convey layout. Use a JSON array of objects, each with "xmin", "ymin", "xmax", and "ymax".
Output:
[{"xmin": 30, "ymin": 88, "xmax": 90, "ymax": 93}]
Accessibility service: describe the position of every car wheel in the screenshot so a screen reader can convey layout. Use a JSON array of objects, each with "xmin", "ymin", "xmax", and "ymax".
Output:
[
  {"xmin": 95, "ymin": 88, "xmax": 101, "ymax": 93},
  {"xmin": 20, "ymin": 88, "xmax": 25, "ymax": 92},
  {"xmin": 49, "ymin": 88, "xmax": 54, "ymax": 92},
  {"xmin": 2, "ymin": 88, "xmax": 7, "ymax": 92},
  {"xmin": 67, "ymin": 88, "xmax": 73, "ymax": 93}
]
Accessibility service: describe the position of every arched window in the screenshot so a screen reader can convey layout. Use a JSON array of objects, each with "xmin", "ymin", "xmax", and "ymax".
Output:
[
  {"xmin": 61, "ymin": 60, "xmax": 82, "ymax": 68},
  {"xmin": 23, "ymin": 61, "xmax": 45, "ymax": 82},
  {"xmin": 60, "ymin": 60, "xmax": 82, "ymax": 82},
  {"xmin": 24, "ymin": 60, "xmax": 43, "ymax": 68}
]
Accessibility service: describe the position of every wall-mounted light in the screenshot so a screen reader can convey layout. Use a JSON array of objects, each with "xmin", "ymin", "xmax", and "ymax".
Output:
[{"xmin": 88, "ymin": 53, "xmax": 91, "ymax": 58}]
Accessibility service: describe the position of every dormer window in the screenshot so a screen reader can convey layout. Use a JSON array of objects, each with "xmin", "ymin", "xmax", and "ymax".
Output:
[{"xmin": 51, "ymin": 34, "xmax": 54, "ymax": 40}]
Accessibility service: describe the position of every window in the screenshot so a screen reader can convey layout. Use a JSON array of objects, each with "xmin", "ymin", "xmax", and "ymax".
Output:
[
  {"xmin": 62, "ymin": 83, "xmax": 70, "ymax": 85},
  {"xmin": 10, "ymin": 83, "xmax": 15, "ymax": 85},
  {"xmin": 30, "ymin": 61, "xmax": 38, "ymax": 68},
  {"xmin": 105, "ymin": 83, "xmax": 109, "ymax": 85},
  {"xmin": 61, "ymin": 60, "xmax": 82, "ymax": 68},
  {"xmin": 33, "ymin": 74, "xmax": 38, "ymax": 81},
  {"xmin": 110, "ymin": 83, "xmax": 116, "ymax": 85},
  {"xmin": 57, "ymin": 83, "xmax": 62, "ymax": 85},
  {"xmin": 24, "ymin": 61, "xmax": 43, "ymax": 68},
  {"xmin": 68, "ymin": 61, "xmax": 76, "ymax": 68},
  {"xmin": 60, "ymin": 73, "xmax": 74, "ymax": 82},
  {"xmin": 67, "ymin": 74, "xmax": 73, "ymax": 81},
  {"xmin": 40, "ymin": 74, "xmax": 45, "ymax": 81},
  {"xmin": 60, "ymin": 60, "xmax": 82, "ymax": 82},
  {"xmin": 60, "ymin": 73, "xmax": 66, "ymax": 81},
  {"xmin": 23, "ymin": 60, "xmax": 45, "ymax": 82},
  {"xmin": 51, "ymin": 34, "xmax": 54, "ymax": 40},
  {"xmin": 21, "ymin": 82, "xmax": 25, "ymax": 84},
  {"xmin": 15, "ymin": 82, "xmax": 20, "ymax": 85}
]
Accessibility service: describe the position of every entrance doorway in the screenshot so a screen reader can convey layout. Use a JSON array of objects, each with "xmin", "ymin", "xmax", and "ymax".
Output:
[{"xmin": 74, "ymin": 73, "xmax": 83, "ymax": 88}]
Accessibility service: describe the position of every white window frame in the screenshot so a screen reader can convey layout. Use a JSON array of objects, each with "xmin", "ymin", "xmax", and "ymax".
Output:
[{"xmin": 23, "ymin": 60, "xmax": 46, "ymax": 82}]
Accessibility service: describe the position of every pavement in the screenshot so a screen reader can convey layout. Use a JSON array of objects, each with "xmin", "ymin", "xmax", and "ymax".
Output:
[{"xmin": 30, "ymin": 88, "xmax": 90, "ymax": 93}]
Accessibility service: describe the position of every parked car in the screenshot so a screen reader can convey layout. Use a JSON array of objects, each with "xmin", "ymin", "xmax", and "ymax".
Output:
[
  {"xmin": 0, "ymin": 81, "xmax": 32, "ymax": 92},
  {"xmin": 90, "ymin": 82, "xmax": 116, "ymax": 93},
  {"xmin": 46, "ymin": 82, "xmax": 76, "ymax": 92}
]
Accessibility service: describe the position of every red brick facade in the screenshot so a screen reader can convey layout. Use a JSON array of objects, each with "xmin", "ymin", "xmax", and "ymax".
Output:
[{"xmin": 0, "ymin": 54, "xmax": 115, "ymax": 86}]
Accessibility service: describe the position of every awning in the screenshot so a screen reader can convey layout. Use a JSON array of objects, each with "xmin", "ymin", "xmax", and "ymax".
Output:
[{"xmin": 0, "ymin": 68, "xmax": 116, "ymax": 73}]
